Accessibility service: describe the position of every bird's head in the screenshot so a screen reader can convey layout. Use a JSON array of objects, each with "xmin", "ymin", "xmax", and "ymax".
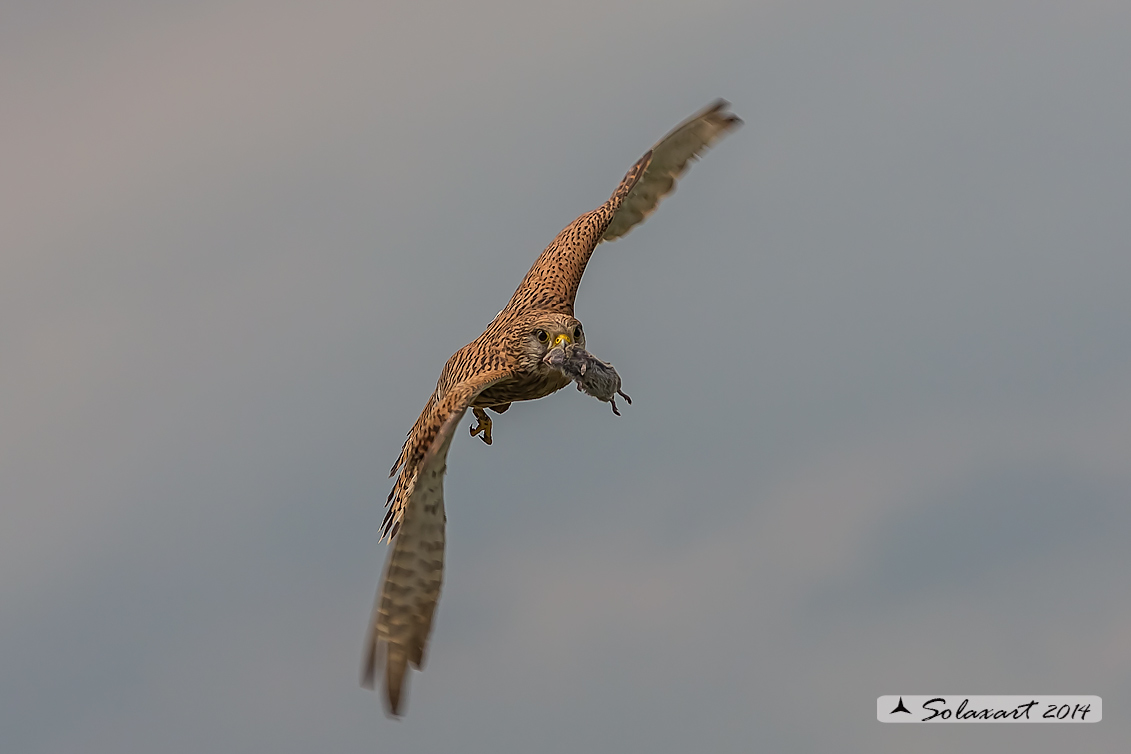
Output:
[{"xmin": 510, "ymin": 312, "xmax": 585, "ymax": 371}]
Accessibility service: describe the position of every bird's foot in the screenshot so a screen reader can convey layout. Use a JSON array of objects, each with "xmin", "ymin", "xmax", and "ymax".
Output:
[{"xmin": 470, "ymin": 407, "xmax": 493, "ymax": 445}]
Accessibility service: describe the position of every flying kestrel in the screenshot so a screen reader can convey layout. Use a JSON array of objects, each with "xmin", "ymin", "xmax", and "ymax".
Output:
[{"xmin": 362, "ymin": 99, "xmax": 741, "ymax": 715}]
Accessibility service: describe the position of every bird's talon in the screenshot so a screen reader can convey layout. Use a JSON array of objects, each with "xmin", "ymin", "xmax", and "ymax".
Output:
[{"xmin": 470, "ymin": 408, "xmax": 494, "ymax": 445}]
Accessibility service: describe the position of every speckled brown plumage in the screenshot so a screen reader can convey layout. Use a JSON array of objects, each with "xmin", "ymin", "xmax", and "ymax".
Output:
[{"xmin": 362, "ymin": 100, "xmax": 741, "ymax": 716}]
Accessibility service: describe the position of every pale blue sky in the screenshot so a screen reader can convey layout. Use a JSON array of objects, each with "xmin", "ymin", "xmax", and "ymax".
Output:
[{"xmin": 3, "ymin": 2, "xmax": 1130, "ymax": 752}]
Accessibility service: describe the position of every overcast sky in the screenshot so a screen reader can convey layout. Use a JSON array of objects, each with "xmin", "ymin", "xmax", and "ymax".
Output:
[{"xmin": 3, "ymin": 1, "xmax": 1130, "ymax": 752}]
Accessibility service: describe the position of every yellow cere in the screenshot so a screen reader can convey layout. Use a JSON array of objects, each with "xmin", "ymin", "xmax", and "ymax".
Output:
[{"xmin": 552, "ymin": 333, "xmax": 572, "ymax": 348}]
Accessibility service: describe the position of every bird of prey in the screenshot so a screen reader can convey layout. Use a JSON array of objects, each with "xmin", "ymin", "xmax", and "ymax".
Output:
[{"xmin": 362, "ymin": 99, "xmax": 741, "ymax": 715}]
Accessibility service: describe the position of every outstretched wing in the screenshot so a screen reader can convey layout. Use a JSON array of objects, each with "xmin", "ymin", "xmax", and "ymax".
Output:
[
  {"xmin": 362, "ymin": 371, "xmax": 509, "ymax": 716},
  {"xmin": 504, "ymin": 99, "xmax": 740, "ymax": 315},
  {"xmin": 504, "ymin": 150, "xmax": 651, "ymax": 315},
  {"xmin": 601, "ymin": 99, "xmax": 742, "ymax": 242}
]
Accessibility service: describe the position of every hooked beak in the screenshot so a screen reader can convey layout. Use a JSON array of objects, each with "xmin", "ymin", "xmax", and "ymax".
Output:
[{"xmin": 543, "ymin": 333, "xmax": 572, "ymax": 365}]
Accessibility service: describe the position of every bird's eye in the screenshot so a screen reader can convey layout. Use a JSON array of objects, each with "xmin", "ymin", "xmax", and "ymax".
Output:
[
  {"xmin": 534, "ymin": 329, "xmax": 548, "ymax": 343},
  {"xmin": 573, "ymin": 325, "xmax": 583, "ymax": 339}
]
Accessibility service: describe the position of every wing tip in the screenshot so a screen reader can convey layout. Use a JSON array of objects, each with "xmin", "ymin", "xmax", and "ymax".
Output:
[
  {"xmin": 705, "ymin": 97, "xmax": 736, "ymax": 114},
  {"xmin": 686, "ymin": 98, "xmax": 743, "ymax": 139},
  {"xmin": 384, "ymin": 648, "xmax": 409, "ymax": 717},
  {"xmin": 707, "ymin": 98, "xmax": 743, "ymax": 131},
  {"xmin": 361, "ymin": 633, "xmax": 408, "ymax": 718}
]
